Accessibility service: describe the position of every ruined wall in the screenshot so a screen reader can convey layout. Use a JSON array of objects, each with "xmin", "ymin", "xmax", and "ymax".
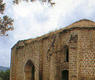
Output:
[
  {"xmin": 11, "ymin": 20, "xmax": 95, "ymax": 80},
  {"xmin": 10, "ymin": 29, "xmax": 79, "ymax": 80},
  {"xmin": 10, "ymin": 40, "xmax": 41, "ymax": 80},
  {"xmin": 38, "ymin": 29, "xmax": 78, "ymax": 80}
]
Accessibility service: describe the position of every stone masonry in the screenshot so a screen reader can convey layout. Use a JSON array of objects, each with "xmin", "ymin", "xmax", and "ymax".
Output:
[{"xmin": 10, "ymin": 19, "xmax": 95, "ymax": 80}]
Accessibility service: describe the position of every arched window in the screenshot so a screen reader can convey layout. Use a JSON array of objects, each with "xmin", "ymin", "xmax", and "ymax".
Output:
[
  {"xmin": 24, "ymin": 60, "xmax": 35, "ymax": 80},
  {"xmin": 61, "ymin": 70, "xmax": 68, "ymax": 80},
  {"xmin": 64, "ymin": 45, "xmax": 69, "ymax": 62}
]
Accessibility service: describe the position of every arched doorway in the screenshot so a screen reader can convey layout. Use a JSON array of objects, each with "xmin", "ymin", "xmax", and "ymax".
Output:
[
  {"xmin": 24, "ymin": 60, "xmax": 35, "ymax": 80},
  {"xmin": 61, "ymin": 70, "xmax": 68, "ymax": 80}
]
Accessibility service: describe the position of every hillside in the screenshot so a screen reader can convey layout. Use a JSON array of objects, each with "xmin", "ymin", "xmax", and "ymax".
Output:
[{"xmin": 0, "ymin": 66, "xmax": 9, "ymax": 71}]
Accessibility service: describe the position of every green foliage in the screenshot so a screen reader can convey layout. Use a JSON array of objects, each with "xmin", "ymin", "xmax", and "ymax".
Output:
[
  {"xmin": 0, "ymin": 15, "xmax": 14, "ymax": 36},
  {"xmin": 0, "ymin": 77, "xmax": 3, "ymax": 80},
  {"xmin": 0, "ymin": 0, "xmax": 14, "ymax": 36},
  {"xmin": 0, "ymin": 69, "xmax": 10, "ymax": 80}
]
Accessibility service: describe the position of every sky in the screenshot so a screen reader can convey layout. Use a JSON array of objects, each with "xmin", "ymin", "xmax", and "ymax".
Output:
[{"xmin": 0, "ymin": 0, "xmax": 95, "ymax": 67}]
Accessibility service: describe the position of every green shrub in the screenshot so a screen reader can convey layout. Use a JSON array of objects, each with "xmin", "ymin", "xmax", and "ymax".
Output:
[{"xmin": 0, "ymin": 69, "xmax": 10, "ymax": 80}]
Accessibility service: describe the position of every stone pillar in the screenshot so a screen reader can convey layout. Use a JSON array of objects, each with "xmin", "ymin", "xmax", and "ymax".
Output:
[
  {"xmin": 50, "ymin": 54, "xmax": 57, "ymax": 80},
  {"xmin": 69, "ymin": 33, "xmax": 78, "ymax": 80},
  {"xmin": 69, "ymin": 42, "xmax": 78, "ymax": 80},
  {"xmin": 10, "ymin": 47, "xmax": 17, "ymax": 80}
]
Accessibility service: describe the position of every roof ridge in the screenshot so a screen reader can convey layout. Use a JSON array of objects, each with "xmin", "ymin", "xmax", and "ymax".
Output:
[{"xmin": 12, "ymin": 19, "xmax": 95, "ymax": 49}]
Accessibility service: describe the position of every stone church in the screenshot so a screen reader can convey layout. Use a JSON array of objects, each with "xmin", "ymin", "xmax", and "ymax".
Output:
[{"xmin": 10, "ymin": 19, "xmax": 95, "ymax": 80}]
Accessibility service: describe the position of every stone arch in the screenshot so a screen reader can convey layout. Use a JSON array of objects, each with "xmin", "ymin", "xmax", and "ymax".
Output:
[
  {"xmin": 64, "ymin": 45, "xmax": 69, "ymax": 62},
  {"xmin": 61, "ymin": 70, "xmax": 69, "ymax": 80},
  {"xmin": 24, "ymin": 60, "xmax": 35, "ymax": 80}
]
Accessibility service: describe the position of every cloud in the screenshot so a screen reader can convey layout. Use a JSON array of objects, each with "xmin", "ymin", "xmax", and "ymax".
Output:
[{"xmin": 0, "ymin": 0, "xmax": 95, "ymax": 67}]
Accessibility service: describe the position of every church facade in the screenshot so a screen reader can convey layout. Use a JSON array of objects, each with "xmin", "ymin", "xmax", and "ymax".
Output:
[{"xmin": 10, "ymin": 19, "xmax": 95, "ymax": 80}]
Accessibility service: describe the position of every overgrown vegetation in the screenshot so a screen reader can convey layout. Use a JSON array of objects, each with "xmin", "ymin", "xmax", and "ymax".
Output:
[{"xmin": 0, "ymin": 69, "xmax": 10, "ymax": 80}]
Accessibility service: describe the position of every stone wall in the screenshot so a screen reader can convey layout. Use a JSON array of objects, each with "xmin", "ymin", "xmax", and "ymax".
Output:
[
  {"xmin": 78, "ymin": 29, "xmax": 95, "ymax": 80},
  {"xmin": 10, "ymin": 20, "xmax": 95, "ymax": 80}
]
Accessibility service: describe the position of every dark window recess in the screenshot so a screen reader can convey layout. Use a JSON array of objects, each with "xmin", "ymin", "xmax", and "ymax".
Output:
[
  {"xmin": 62, "ymin": 70, "xmax": 68, "ymax": 80},
  {"xmin": 64, "ymin": 46, "xmax": 69, "ymax": 62},
  {"xmin": 39, "ymin": 72, "xmax": 42, "ymax": 80}
]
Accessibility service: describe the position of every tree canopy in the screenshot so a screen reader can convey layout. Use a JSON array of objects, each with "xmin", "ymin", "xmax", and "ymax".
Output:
[
  {"xmin": 0, "ymin": 69, "xmax": 10, "ymax": 80},
  {"xmin": 0, "ymin": 0, "xmax": 13, "ymax": 36}
]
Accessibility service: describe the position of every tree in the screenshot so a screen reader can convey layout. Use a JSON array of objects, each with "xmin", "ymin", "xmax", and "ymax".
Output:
[
  {"xmin": 0, "ymin": 69, "xmax": 10, "ymax": 80},
  {"xmin": 13, "ymin": 0, "xmax": 55, "ymax": 6},
  {"xmin": 0, "ymin": 0, "xmax": 13, "ymax": 36},
  {"xmin": 0, "ymin": 77, "xmax": 3, "ymax": 80}
]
